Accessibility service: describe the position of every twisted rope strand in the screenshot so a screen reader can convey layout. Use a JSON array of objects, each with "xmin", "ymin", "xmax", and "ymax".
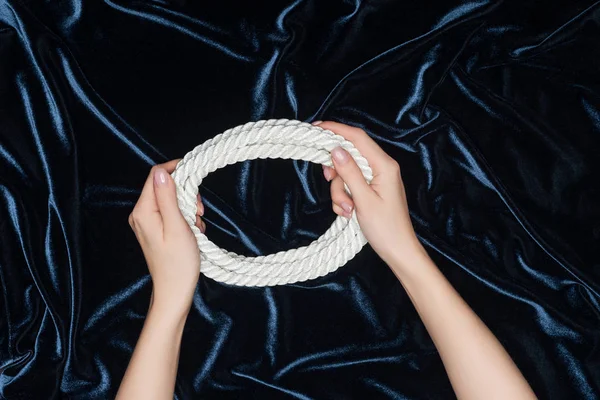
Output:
[{"xmin": 172, "ymin": 119, "xmax": 372, "ymax": 287}]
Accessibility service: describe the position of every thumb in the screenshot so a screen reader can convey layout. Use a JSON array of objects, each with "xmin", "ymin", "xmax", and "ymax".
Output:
[
  {"xmin": 331, "ymin": 147, "xmax": 372, "ymax": 205},
  {"xmin": 153, "ymin": 167, "xmax": 188, "ymax": 233}
]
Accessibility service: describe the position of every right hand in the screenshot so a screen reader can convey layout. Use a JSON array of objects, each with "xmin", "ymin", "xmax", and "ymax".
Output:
[{"xmin": 316, "ymin": 121, "xmax": 422, "ymax": 268}]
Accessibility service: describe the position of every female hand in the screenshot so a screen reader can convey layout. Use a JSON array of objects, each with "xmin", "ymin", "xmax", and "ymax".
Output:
[
  {"xmin": 318, "ymin": 122, "xmax": 537, "ymax": 400},
  {"xmin": 317, "ymin": 121, "xmax": 422, "ymax": 269},
  {"xmin": 128, "ymin": 160, "xmax": 206, "ymax": 315}
]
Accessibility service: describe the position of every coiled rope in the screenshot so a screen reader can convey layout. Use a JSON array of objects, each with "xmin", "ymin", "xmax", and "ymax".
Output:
[{"xmin": 172, "ymin": 119, "xmax": 372, "ymax": 286}]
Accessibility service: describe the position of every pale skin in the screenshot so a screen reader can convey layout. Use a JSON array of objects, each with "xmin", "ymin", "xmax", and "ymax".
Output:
[{"xmin": 117, "ymin": 121, "xmax": 537, "ymax": 400}]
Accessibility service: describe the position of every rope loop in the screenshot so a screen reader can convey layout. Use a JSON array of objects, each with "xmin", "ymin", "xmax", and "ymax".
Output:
[{"xmin": 172, "ymin": 119, "xmax": 372, "ymax": 286}]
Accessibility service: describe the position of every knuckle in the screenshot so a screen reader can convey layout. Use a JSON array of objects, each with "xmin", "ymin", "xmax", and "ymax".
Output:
[
  {"xmin": 386, "ymin": 158, "xmax": 400, "ymax": 172},
  {"xmin": 130, "ymin": 211, "xmax": 143, "ymax": 227},
  {"xmin": 342, "ymin": 125, "xmax": 365, "ymax": 137},
  {"xmin": 353, "ymin": 127, "xmax": 367, "ymax": 136}
]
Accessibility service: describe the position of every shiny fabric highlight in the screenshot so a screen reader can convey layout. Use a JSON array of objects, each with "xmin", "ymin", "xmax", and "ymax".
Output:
[{"xmin": 1, "ymin": 0, "xmax": 600, "ymax": 398}]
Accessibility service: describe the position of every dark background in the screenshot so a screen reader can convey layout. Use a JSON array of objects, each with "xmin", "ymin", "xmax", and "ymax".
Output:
[{"xmin": 1, "ymin": 0, "xmax": 600, "ymax": 398}]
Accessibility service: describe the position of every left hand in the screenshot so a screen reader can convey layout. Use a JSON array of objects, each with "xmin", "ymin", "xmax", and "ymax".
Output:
[{"xmin": 128, "ymin": 160, "xmax": 205, "ymax": 314}]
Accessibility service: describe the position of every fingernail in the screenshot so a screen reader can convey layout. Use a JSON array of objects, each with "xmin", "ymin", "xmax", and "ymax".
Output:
[
  {"xmin": 343, "ymin": 211, "xmax": 352, "ymax": 219},
  {"xmin": 312, "ymin": 120, "xmax": 323, "ymax": 126},
  {"xmin": 322, "ymin": 165, "xmax": 332, "ymax": 181},
  {"xmin": 200, "ymin": 222, "xmax": 206, "ymax": 234},
  {"xmin": 154, "ymin": 168, "xmax": 167, "ymax": 185},
  {"xmin": 332, "ymin": 147, "xmax": 348, "ymax": 164},
  {"xmin": 341, "ymin": 202, "xmax": 353, "ymax": 213}
]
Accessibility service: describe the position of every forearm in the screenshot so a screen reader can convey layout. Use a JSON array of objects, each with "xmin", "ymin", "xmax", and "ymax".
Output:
[
  {"xmin": 116, "ymin": 303, "xmax": 189, "ymax": 400},
  {"xmin": 390, "ymin": 244, "xmax": 536, "ymax": 400}
]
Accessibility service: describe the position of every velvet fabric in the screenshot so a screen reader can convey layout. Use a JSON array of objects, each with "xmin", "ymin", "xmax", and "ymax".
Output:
[{"xmin": 1, "ymin": 0, "xmax": 600, "ymax": 398}]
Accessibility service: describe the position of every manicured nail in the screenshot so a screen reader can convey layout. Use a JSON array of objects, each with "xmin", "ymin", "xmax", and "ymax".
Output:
[
  {"xmin": 322, "ymin": 165, "xmax": 332, "ymax": 181},
  {"xmin": 312, "ymin": 120, "xmax": 323, "ymax": 126},
  {"xmin": 343, "ymin": 211, "xmax": 352, "ymax": 219},
  {"xmin": 154, "ymin": 168, "xmax": 167, "ymax": 185},
  {"xmin": 332, "ymin": 147, "xmax": 349, "ymax": 164},
  {"xmin": 341, "ymin": 202, "xmax": 353, "ymax": 213}
]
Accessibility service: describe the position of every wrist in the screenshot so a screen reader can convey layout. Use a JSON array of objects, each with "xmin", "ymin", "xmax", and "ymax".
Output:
[
  {"xmin": 147, "ymin": 302, "xmax": 190, "ymax": 329},
  {"xmin": 386, "ymin": 238, "xmax": 432, "ymax": 281},
  {"xmin": 148, "ymin": 293, "xmax": 192, "ymax": 324}
]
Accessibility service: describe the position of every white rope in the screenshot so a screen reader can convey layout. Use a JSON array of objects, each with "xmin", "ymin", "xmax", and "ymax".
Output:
[{"xmin": 172, "ymin": 119, "xmax": 373, "ymax": 287}]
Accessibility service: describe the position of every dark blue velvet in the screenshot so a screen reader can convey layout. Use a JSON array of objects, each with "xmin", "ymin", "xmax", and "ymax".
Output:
[{"xmin": 1, "ymin": 0, "xmax": 600, "ymax": 398}]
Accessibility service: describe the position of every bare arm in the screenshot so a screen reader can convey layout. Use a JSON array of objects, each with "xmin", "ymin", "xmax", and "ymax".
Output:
[
  {"xmin": 116, "ymin": 161, "xmax": 205, "ymax": 399},
  {"xmin": 116, "ymin": 302, "xmax": 187, "ymax": 400},
  {"xmin": 390, "ymin": 243, "xmax": 536, "ymax": 400},
  {"xmin": 318, "ymin": 120, "xmax": 536, "ymax": 400}
]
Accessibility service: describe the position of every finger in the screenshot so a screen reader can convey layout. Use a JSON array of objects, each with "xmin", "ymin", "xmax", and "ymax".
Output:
[
  {"xmin": 196, "ymin": 193, "xmax": 205, "ymax": 216},
  {"xmin": 195, "ymin": 215, "xmax": 206, "ymax": 233},
  {"xmin": 153, "ymin": 166, "xmax": 188, "ymax": 234},
  {"xmin": 322, "ymin": 165, "xmax": 337, "ymax": 182},
  {"xmin": 318, "ymin": 121, "xmax": 391, "ymax": 170},
  {"xmin": 332, "ymin": 203, "xmax": 350, "ymax": 219},
  {"xmin": 330, "ymin": 147, "xmax": 373, "ymax": 206},
  {"xmin": 330, "ymin": 176, "xmax": 354, "ymax": 214},
  {"xmin": 136, "ymin": 159, "xmax": 182, "ymax": 214}
]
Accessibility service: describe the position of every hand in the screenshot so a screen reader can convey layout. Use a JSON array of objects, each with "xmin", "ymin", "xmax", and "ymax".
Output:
[
  {"xmin": 317, "ymin": 121, "xmax": 422, "ymax": 269},
  {"xmin": 128, "ymin": 160, "xmax": 206, "ymax": 315},
  {"xmin": 317, "ymin": 123, "xmax": 536, "ymax": 400}
]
